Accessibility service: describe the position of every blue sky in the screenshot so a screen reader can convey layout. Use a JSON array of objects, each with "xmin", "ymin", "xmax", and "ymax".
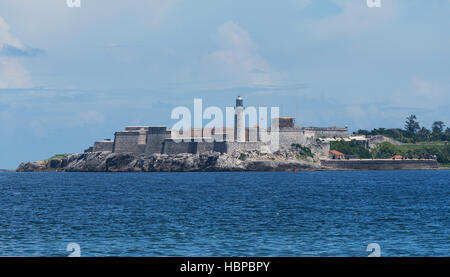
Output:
[{"xmin": 0, "ymin": 0, "xmax": 449, "ymax": 168}]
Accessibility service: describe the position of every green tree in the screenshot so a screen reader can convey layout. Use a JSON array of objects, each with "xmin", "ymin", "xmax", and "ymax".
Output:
[
  {"xmin": 371, "ymin": 142, "xmax": 399, "ymax": 159},
  {"xmin": 330, "ymin": 140, "xmax": 371, "ymax": 158},
  {"xmin": 431, "ymin": 121, "xmax": 445, "ymax": 140},
  {"xmin": 417, "ymin": 127, "xmax": 431, "ymax": 141},
  {"xmin": 355, "ymin": 129, "xmax": 370, "ymax": 136},
  {"xmin": 404, "ymin": 114, "xmax": 420, "ymax": 136},
  {"xmin": 354, "ymin": 117, "xmax": 448, "ymax": 143}
]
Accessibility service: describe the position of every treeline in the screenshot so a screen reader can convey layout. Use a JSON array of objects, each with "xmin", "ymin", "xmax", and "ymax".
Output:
[
  {"xmin": 354, "ymin": 115, "xmax": 450, "ymax": 143},
  {"xmin": 329, "ymin": 140, "xmax": 371, "ymax": 158},
  {"xmin": 330, "ymin": 141, "xmax": 450, "ymax": 164},
  {"xmin": 372, "ymin": 143, "xmax": 450, "ymax": 163}
]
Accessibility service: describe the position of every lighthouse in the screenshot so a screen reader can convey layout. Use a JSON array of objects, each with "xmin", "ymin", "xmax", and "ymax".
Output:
[{"xmin": 234, "ymin": 96, "xmax": 245, "ymax": 142}]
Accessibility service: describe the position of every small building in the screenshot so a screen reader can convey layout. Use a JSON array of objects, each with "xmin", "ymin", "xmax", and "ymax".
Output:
[
  {"xmin": 392, "ymin": 155, "xmax": 404, "ymax": 160},
  {"xmin": 93, "ymin": 139, "xmax": 114, "ymax": 152},
  {"xmin": 330, "ymin": 150, "xmax": 345, "ymax": 160},
  {"xmin": 277, "ymin": 117, "xmax": 295, "ymax": 129}
]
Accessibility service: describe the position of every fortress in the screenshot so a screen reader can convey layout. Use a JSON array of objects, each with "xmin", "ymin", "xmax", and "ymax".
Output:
[
  {"xmin": 85, "ymin": 97, "xmax": 349, "ymax": 158},
  {"xmin": 18, "ymin": 96, "xmax": 441, "ymax": 172}
]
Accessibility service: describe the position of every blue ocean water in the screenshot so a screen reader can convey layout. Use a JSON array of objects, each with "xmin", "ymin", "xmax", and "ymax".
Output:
[{"xmin": 0, "ymin": 171, "xmax": 448, "ymax": 257}]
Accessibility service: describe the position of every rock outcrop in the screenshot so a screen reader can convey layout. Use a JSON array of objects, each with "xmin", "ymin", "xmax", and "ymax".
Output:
[{"xmin": 16, "ymin": 149, "xmax": 324, "ymax": 172}]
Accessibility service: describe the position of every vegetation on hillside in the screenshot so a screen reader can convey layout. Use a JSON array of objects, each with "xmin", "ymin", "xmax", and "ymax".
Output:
[
  {"xmin": 354, "ymin": 115, "xmax": 450, "ymax": 143},
  {"xmin": 371, "ymin": 143, "xmax": 450, "ymax": 163},
  {"xmin": 330, "ymin": 140, "xmax": 450, "ymax": 163},
  {"xmin": 291, "ymin": 144, "xmax": 314, "ymax": 160},
  {"xmin": 46, "ymin": 154, "xmax": 70, "ymax": 161},
  {"xmin": 238, "ymin": 153, "xmax": 247, "ymax": 161},
  {"xmin": 329, "ymin": 140, "xmax": 371, "ymax": 158}
]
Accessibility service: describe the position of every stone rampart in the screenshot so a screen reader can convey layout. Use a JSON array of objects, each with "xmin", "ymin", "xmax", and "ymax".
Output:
[
  {"xmin": 162, "ymin": 139, "xmax": 197, "ymax": 154},
  {"xmin": 303, "ymin": 126, "xmax": 349, "ymax": 138},
  {"xmin": 321, "ymin": 159, "xmax": 439, "ymax": 170},
  {"xmin": 222, "ymin": 141, "xmax": 261, "ymax": 154},
  {"xmin": 113, "ymin": 131, "xmax": 141, "ymax": 154},
  {"xmin": 276, "ymin": 129, "xmax": 315, "ymax": 149},
  {"xmin": 93, "ymin": 140, "xmax": 114, "ymax": 152},
  {"xmin": 144, "ymin": 127, "xmax": 171, "ymax": 155},
  {"xmin": 367, "ymin": 135, "xmax": 403, "ymax": 149}
]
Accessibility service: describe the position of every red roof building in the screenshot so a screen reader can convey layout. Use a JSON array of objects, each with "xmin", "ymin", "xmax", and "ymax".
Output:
[
  {"xmin": 329, "ymin": 150, "xmax": 345, "ymax": 160},
  {"xmin": 392, "ymin": 155, "xmax": 404, "ymax": 160}
]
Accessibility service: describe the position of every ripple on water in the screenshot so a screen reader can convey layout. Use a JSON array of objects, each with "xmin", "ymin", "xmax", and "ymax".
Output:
[{"xmin": 0, "ymin": 171, "xmax": 448, "ymax": 257}]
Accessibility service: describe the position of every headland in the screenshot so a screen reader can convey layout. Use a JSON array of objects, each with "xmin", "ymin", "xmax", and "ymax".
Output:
[{"xmin": 16, "ymin": 96, "xmax": 444, "ymax": 172}]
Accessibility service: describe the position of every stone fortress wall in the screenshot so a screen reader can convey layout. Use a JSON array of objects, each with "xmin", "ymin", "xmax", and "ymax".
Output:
[
  {"xmin": 144, "ymin": 127, "xmax": 171, "ymax": 155},
  {"xmin": 303, "ymin": 127, "xmax": 349, "ymax": 138},
  {"xmin": 367, "ymin": 134, "xmax": 403, "ymax": 149},
  {"xmin": 85, "ymin": 97, "xmax": 347, "ymax": 158},
  {"xmin": 112, "ymin": 127, "xmax": 147, "ymax": 155},
  {"xmin": 322, "ymin": 159, "xmax": 439, "ymax": 170},
  {"xmin": 87, "ymin": 123, "xmax": 339, "ymax": 158},
  {"xmin": 93, "ymin": 140, "xmax": 114, "ymax": 152}
]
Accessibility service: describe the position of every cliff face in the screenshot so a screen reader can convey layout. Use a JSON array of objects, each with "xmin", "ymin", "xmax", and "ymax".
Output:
[{"xmin": 16, "ymin": 150, "xmax": 323, "ymax": 172}]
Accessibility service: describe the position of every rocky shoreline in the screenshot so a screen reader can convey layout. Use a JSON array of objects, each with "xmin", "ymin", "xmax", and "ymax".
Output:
[
  {"xmin": 16, "ymin": 149, "xmax": 445, "ymax": 172},
  {"xmin": 16, "ymin": 150, "xmax": 324, "ymax": 172}
]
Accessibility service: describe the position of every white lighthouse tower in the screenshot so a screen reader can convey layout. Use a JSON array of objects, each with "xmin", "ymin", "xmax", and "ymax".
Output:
[{"xmin": 234, "ymin": 96, "xmax": 245, "ymax": 142}]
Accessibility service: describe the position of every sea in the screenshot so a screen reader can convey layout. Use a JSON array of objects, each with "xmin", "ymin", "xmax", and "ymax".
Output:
[{"xmin": 0, "ymin": 171, "xmax": 448, "ymax": 257}]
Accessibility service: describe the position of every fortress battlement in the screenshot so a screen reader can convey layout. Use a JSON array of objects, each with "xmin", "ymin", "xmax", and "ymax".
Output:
[{"xmin": 85, "ymin": 97, "xmax": 349, "ymax": 158}]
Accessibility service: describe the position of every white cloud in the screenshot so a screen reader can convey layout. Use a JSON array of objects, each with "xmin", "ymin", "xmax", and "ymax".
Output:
[
  {"xmin": 0, "ymin": 16, "xmax": 33, "ymax": 88},
  {"xmin": 203, "ymin": 21, "xmax": 277, "ymax": 87},
  {"xmin": 314, "ymin": 0, "xmax": 398, "ymax": 37},
  {"xmin": 0, "ymin": 16, "xmax": 22, "ymax": 48}
]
